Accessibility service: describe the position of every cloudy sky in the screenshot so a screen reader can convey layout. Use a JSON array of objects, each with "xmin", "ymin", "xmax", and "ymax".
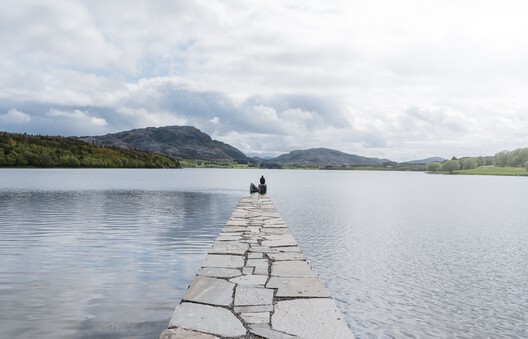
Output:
[{"xmin": 1, "ymin": 0, "xmax": 528, "ymax": 161}]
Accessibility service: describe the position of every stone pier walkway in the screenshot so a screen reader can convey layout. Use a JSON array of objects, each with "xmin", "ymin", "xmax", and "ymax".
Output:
[{"xmin": 160, "ymin": 195, "xmax": 353, "ymax": 339}]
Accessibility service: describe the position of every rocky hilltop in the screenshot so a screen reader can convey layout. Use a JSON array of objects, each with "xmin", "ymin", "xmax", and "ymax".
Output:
[
  {"xmin": 80, "ymin": 126, "xmax": 251, "ymax": 163},
  {"xmin": 267, "ymin": 148, "xmax": 389, "ymax": 166}
]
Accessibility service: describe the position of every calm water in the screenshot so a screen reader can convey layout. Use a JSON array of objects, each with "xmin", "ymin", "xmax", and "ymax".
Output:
[{"xmin": 1, "ymin": 169, "xmax": 527, "ymax": 338}]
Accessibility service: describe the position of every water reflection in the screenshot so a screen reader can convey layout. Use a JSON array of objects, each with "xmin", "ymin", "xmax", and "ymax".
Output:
[
  {"xmin": 0, "ymin": 188, "xmax": 239, "ymax": 338},
  {"xmin": 2, "ymin": 169, "xmax": 528, "ymax": 338}
]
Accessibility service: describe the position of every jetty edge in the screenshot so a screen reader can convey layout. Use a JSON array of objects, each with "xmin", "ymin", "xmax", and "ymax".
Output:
[{"xmin": 160, "ymin": 194, "xmax": 353, "ymax": 338}]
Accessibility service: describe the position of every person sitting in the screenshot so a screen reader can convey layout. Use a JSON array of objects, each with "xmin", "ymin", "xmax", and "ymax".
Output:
[{"xmin": 258, "ymin": 175, "xmax": 267, "ymax": 194}]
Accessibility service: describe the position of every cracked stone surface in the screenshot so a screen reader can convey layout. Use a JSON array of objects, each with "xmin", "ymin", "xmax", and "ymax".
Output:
[
  {"xmin": 160, "ymin": 328, "xmax": 218, "ymax": 339},
  {"xmin": 182, "ymin": 276, "xmax": 234, "ymax": 306},
  {"xmin": 272, "ymin": 299, "xmax": 354, "ymax": 338},
  {"xmin": 169, "ymin": 303, "xmax": 246, "ymax": 337},
  {"xmin": 161, "ymin": 194, "xmax": 353, "ymax": 338}
]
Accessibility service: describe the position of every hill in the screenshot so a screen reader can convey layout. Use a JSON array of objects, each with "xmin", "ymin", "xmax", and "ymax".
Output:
[
  {"xmin": 266, "ymin": 148, "xmax": 390, "ymax": 167},
  {"xmin": 406, "ymin": 157, "xmax": 445, "ymax": 164},
  {"xmin": 0, "ymin": 132, "xmax": 180, "ymax": 168},
  {"xmin": 80, "ymin": 126, "xmax": 251, "ymax": 164}
]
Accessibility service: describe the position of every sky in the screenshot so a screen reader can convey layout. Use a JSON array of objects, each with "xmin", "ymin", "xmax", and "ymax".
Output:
[{"xmin": 1, "ymin": 0, "xmax": 528, "ymax": 161}]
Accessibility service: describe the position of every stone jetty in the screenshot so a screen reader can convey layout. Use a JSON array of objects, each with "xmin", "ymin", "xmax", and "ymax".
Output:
[{"xmin": 160, "ymin": 194, "xmax": 353, "ymax": 338}]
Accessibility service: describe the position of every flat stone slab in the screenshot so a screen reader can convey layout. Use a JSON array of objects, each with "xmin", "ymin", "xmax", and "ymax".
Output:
[
  {"xmin": 249, "ymin": 324, "xmax": 298, "ymax": 339},
  {"xmin": 169, "ymin": 303, "xmax": 246, "ymax": 337},
  {"xmin": 202, "ymin": 254, "xmax": 244, "ymax": 268},
  {"xmin": 215, "ymin": 235, "xmax": 242, "ymax": 241},
  {"xmin": 230, "ymin": 274, "xmax": 268, "ymax": 286},
  {"xmin": 240, "ymin": 312, "xmax": 270, "ymax": 324},
  {"xmin": 160, "ymin": 328, "xmax": 218, "ymax": 338},
  {"xmin": 262, "ymin": 239, "xmax": 298, "ymax": 247},
  {"xmin": 246, "ymin": 258, "xmax": 269, "ymax": 267},
  {"xmin": 271, "ymin": 261, "xmax": 317, "ymax": 278},
  {"xmin": 208, "ymin": 241, "xmax": 249, "ymax": 255},
  {"xmin": 222, "ymin": 226, "xmax": 247, "ymax": 232},
  {"xmin": 261, "ymin": 228, "xmax": 291, "ymax": 235},
  {"xmin": 248, "ymin": 246, "xmax": 271, "ymax": 253},
  {"xmin": 267, "ymin": 252, "xmax": 306, "ymax": 261},
  {"xmin": 235, "ymin": 286, "xmax": 274, "ymax": 306},
  {"xmin": 197, "ymin": 267, "xmax": 242, "ymax": 278},
  {"xmin": 272, "ymin": 299, "xmax": 353, "ymax": 338},
  {"xmin": 234, "ymin": 305, "xmax": 274, "ymax": 313},
  {"xmin": 269, "ymin": 246, "xmax": 302, "ymax": 253},
  {"xmin": 183, "ymin": 276, "xmax": 234, "ymax": 306},
  {"xmin": 266, "ymin": 277, "xmax": 330, "ymax": 297}
]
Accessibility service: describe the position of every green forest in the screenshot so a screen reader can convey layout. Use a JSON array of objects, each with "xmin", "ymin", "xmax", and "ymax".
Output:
[{"xmin": 0, "ymin": 132, "xmax": 181, "ymax": 168}]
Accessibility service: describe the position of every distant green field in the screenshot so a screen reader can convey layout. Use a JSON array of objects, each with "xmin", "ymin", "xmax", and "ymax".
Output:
[{"xmin": 452, "ymin": 166, "xmax": 528, "ymax": 176}]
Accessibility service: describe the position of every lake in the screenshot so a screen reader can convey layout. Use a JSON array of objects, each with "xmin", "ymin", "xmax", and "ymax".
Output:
[{"xmin": 1, "ymin": 169, "xmax": 527, "ymax": 338}]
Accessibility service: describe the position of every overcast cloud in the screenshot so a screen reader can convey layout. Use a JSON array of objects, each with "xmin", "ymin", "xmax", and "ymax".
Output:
[{"xmin": 1, "ymin": 0, "xmax": 528, "ymax": 161}]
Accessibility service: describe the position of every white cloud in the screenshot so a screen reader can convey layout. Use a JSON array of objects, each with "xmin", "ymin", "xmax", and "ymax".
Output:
[
  {"xmin": 0, "ymin": 108, "xmax": 31, "ymax": 124},
  {"xmin": 1, "ymin": 0, "xmax": 528, "ymax": 160},
  {"xmin": 47, "ymin": 108, "xmax": 107, "ymax": 126}
]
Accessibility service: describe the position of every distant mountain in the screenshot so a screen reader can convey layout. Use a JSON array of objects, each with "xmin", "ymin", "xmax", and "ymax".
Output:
[
  {"xmin": 266, "ymin": 148, "xmax": 390, "ymax": 166},
  {"xmin": 406, "ymin": 157, "xmax": 446, "ymax": 164},
  {"xmin": 80, "ymin": 126, "xmax": 251, "ymax": 163}
]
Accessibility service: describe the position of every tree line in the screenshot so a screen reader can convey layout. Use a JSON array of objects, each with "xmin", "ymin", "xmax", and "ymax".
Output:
[
  {"xmin": 0, "ymin": 132, "xmax": 181, "ymax": 168},
  {"xmin": 426, "ymin": 147, "xmax": 528, "ymax": 174}
]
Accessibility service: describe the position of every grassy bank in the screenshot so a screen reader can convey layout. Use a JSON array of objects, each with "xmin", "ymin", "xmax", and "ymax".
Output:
[{"xmin": 451, "ymin": 166, "xmax": 528, "ymax": 176}]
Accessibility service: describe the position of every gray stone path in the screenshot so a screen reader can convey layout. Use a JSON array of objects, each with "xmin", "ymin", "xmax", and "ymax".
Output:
[{"xmin": 160, "ymin": 195, "xmax": 354, "ymax": 339}]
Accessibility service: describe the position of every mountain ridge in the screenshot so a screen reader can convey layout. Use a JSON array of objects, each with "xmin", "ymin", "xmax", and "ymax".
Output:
[
  {"xmin": 266, "ymin": 147, "xmax": 390, "ymax": 166},
  {"xmin": 80, "ymin": 126, "xmax": 251, "ymax": 163}
]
